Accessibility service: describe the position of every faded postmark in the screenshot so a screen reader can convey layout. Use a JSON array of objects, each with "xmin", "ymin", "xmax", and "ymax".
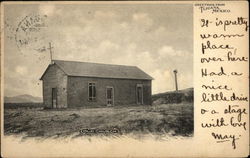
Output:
[{"xmin": 14, "ymin": 14, "xmax": 49, "ymax": 53}]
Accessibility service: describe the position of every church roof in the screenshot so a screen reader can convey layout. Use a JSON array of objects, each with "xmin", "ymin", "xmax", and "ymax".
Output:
[{"xmin": 40, "ymin": 60, "xmax": 153, "ymax": 80}]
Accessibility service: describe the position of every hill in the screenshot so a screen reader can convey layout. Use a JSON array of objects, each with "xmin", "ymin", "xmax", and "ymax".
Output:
[
  {"xmin": 152, "ymin": 88, "xmax": 193, "ymax": 105},
  {"xmin": 4, "ymin": 94, "xmax": 42, "ymax": 103}
]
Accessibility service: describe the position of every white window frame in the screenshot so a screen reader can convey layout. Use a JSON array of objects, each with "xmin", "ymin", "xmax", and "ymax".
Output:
[{"xmin": 88, "ymin": 82, "xmax": 96, "ymax": 101}]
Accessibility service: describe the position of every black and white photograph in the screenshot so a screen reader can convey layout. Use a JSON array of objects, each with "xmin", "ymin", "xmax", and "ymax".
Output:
[{"xmin": 3, "ymin": 2, "xmax": 193, "ymax": 140}]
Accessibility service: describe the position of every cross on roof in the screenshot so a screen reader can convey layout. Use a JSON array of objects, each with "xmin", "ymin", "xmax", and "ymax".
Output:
[{"xmin": 48, "ymin": 42, "xmax": 54, "ymax": 64}]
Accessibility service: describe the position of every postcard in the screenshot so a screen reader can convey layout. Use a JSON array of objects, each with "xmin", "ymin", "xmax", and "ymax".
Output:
[{"xmin": 1, "ymin": 1, "xmax": 249, "ymax": 157}]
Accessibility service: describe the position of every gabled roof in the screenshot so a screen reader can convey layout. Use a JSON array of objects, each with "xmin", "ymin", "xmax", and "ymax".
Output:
[{"xmin": 40, "ymin": 60, "xmax": 153, "ymax": 80}]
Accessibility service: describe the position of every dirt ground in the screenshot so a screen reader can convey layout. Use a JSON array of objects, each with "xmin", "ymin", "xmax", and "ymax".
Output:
[{"xmin": 4, "ymin": 103, "xmax": 193, "ymax": 139}]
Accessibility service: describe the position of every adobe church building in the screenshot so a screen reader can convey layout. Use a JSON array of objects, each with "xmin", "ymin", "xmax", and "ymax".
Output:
[{"xmin": 40, "ymin": 60, "xmax": 153, "ymax": 108}]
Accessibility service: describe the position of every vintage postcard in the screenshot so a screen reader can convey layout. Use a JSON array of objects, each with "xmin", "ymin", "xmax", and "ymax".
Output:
[{"xmin": 1, "ymin": 1, "xmax": 249, "ymax": 157}]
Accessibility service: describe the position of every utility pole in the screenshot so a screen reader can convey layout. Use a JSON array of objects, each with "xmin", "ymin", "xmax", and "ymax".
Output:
[
  {"xmin": 173, "ymin": 69, "xmax": 178, "ymax": 91},
  {"xmin": 48, "ymin": 42, "xmax": 54, "ymax": 64}
]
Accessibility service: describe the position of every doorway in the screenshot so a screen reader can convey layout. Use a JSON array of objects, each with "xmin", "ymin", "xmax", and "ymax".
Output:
[
  {"xmin": 136, "ymin": 84, "xmax": 143, "ymax": 104},
  {"xmin": 52, "ymin": 88, "xmax": 57, "ymax": 108},
  {"xmin": 106, "ymin": 87, "xmax": 114, "ymax": 106}
]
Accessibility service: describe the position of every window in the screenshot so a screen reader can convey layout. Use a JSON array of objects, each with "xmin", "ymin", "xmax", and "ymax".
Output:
[{"xmin": 88, "ymin": 82, "xmax": 96, "ymax": 101}]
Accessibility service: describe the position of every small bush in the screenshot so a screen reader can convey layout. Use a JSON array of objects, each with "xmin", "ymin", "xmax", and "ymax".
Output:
[
  {"xmin": 4, "ymin": 103, "xmax": 43, "ymax": 109},
  {"xmin": 152, "ymin": 88, "xmax": 193, "ymax": 105}
]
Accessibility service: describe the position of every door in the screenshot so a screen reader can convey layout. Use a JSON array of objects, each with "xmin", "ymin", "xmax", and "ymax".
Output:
[
  {"xmin": 136, "ymin": 84, "xmax": 143, "ymax": 104},
  {"xmin": 52, "ymin": 88, "xmax": 57, "ymax": 108},
  {"xmin": 106, "ymin": 87, "xmax": 114, "ymax": 106}
]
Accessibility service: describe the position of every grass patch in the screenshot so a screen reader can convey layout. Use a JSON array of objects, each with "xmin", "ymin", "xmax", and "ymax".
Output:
[{"xmin": 4, "ymin": 103, "xmax": 193, "ymax": 139}]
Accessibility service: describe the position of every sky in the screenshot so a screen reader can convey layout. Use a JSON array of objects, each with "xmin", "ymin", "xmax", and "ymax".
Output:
[{"xmin": 4, "ymin": 3, "xmax": 193, "ymax": 97}]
